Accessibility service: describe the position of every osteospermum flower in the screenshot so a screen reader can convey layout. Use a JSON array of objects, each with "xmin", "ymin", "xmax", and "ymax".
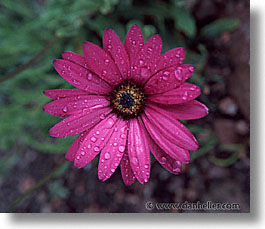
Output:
[{"xmin": 43, "ymin": 25, "xmax": 208, "ymax": 185}]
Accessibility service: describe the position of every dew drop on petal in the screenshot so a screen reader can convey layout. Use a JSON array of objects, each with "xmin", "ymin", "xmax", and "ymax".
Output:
[
  {"xmin": 94, "ymin": 146, "xmax": 100, "ymax": 152},
  {"xmin": 131, "ymin": 157, "xmax": 138, "ymax": 165},
  {"xmin": 100, "ymin": 114, "xmax": 105, "ymax": 119},
  {"xmin": 91, "ymin": 136, "xmax": 97, "ymax": 142},
  {"xmin": 87, "ymin": 73, "xmax": 92, "ymax": 80},
  {"xmin": 111, "ymin": 168, "xmax": 115, "ymax": 173},
  {"xmin": 190, "ymin": 85, "xmax": 196, "ymax": 91},
  {"xmin": 63, "ymin": 106, "xmax": 68, "ymax": 113},
  {"xmin": 141, "ymin": 68, "xmax": 148, "ymax": 77},
  {"xmin": 189, "ymin": 66, "xmax": 194, "ymax": 72},
  {"xmin": 120, "ymin": 134, "xmax": 126, "ymax": 139},
  {"xmin": 174, "ymin": 69, "xmax": 182, "ymax": 81},
  {"xmin": 118, "ymin": 146, "xmax": 125, "ymax": 152},
  {"xmin": 161, "ymin": 157, "xmax": 167, "ymax": 164},
  {"xmin": 104, "ymin": 152, "xmax": 111, "ymax": 160}
]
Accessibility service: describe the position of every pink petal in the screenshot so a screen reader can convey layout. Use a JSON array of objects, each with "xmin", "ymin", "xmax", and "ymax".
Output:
[
  {"xmin": 141, "ymin": 114, "xmax": 190, "ymax": 163},
  {"xmin": 43, "ymin": 95, "xmax": 109, "ymax": 118},
  {"xmin": 98, "ymin": 119, "xmax": 128, "ymax": 181},
  {"xmin": 53, "ymin": 59, "xmax": 112, "ymax": 94},
  {"xmin": 65, "ymin": 131, "xmax": 89, "ymax": 161},
  {"xmin": 148, "ymin": 83, "xmax": 201, "ymax": 104},
  {"xmin": 128, "ymin": 119, "xmax": 150, "ymax": 184},
  {"xmin": 43, "ymin": 89, "xmax": 89, "ymax": 100},
  {"xmin": 103, "ymin": 29, "xmax": 130, "ymax": 80},
  {"xmin": 120, "ymin": 151, "xmax": 136, "ymax": 186},
  {"xmin": 62, "ymin": 51, "xmax": 88, "ymax": 69},
  {"xmin": 148, "ymin": 100, "xmax": 209, "ymax": 120},
  {"xmin": 74, "ymin": 114, "xmax": 118, "ymax": 168},
  {"xmin": 124, "ymin": 24, "xmax": 144, "ymax": 68},
  {"xmin": 131, "ymin": 35, "xmax": 162, "ymax": 84},
  {"xmin": 144, "ymin": 64, "xmax": 195, "ymax": 94},
  {"xmin": 49, "ymin": 106, "xmax": 111, "ymax": 137},
  {"xmin": 156, "ymin": 48, "xmax": 185, "ymax": 71},
  {"xmin": 82, "ymin": 42, "xmax": 122, "ymax": 86},
  {"xmin": 144, "ymin": 106, "xmax": 198, "ymax": 150},
  {"xmin": 145, "ymin": 130, "xmax": 182, "ymax": 174}
]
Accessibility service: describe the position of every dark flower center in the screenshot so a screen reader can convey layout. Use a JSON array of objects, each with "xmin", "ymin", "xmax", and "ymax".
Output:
[{"xmin": 110, "ymin": 81, "xmax": 145, "ymax": 119}]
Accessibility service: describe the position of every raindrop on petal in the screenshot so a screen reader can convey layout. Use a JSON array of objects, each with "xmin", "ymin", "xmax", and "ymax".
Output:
[{"xmin": 104, "ymin": 152, "xmax": 111, "ymax": 160}]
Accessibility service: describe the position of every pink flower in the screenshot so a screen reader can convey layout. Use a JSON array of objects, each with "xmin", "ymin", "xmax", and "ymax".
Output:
[{"xmin": 43, "ymin": 25, "xmax": 208, "ymax": 185}]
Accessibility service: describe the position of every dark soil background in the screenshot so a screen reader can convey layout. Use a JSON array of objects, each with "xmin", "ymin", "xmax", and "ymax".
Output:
[{"xmin": 0, "ymin": 0, "xmax": 250, "ymax": 213}]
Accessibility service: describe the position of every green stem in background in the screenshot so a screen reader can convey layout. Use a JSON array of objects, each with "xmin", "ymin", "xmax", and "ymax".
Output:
[
  {"xmin": 0, "ymin": 36, "xmax": 60, "ymax": 83},
  {"xmin": 7, "ymin": 161, "xmax": 69, "ymax": 213}
]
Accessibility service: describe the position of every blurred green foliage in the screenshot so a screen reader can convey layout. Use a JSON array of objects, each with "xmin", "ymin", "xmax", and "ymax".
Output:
[{"xmin": 0, "ymin": 0, "xmax": 240, "ymax": 162}]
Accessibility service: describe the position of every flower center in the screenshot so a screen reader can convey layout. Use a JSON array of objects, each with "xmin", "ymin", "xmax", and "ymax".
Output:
[{"xmin": 110, "ymin": 81, "xmax": 145, "ymax": 119}]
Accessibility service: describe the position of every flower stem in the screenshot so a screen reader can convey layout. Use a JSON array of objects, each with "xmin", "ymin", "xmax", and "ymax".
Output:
[{"xmin": 6, "ymin": 161, "xmax": 68, "ymax": 213}]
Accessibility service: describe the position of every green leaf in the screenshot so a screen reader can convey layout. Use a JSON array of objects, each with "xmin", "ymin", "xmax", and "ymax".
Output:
[
  {"xmin": 201, "ymin": 18, "xmax": 240, "ymax": 39},
  {"xmin": 173, "ymin": 7, "xmax": 196, "ymax": 38}
]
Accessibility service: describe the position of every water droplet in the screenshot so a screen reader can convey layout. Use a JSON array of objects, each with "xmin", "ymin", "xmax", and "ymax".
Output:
[
  {"xmin": 144, "ymin": 178, "xmax": 148, "ymax": 183},
  {"xmin": 161, "ymin": 157, "xmax": 167, "ymax": 164},
  {"xmin": 174, "ymin": 69, "xmax": 182, "ymax": 81},
  {"xmin": 189, "ymin": 66, "xmax": 194, "ymax": 72},
  {"xmin": 141, "ymin": 68, "xmax": 148, "ymax": 77},
  {"xmin": 147, "ymin": 47, "xmax": 152, "ymax": 52},
  {"xmin": 111, "ymin": 168, "xmax": 115, "ymax": 173},
  {"xmin": 87, "ymin": 73, "xmax": 92, "ymax": 80},
  {"xmin": 100, "ymin": 114, "xmax": 105, "ymax": 119},
  {"xmin": 106, "ymin": 118, "xmax": 115, "ymax": 128},
  {"xmin": 120, "ymin": 134, "xmax": 126, "ymax": 139},
  {"xmin": 144, "ymin": 164, "xmax": 149, "ymax": 169},
  {"xmin": 91, "ymin": 136, "xmax": 97, "ymax": 142},
  {"xmin": 104, "ymin": 152, "xmax": 111, "ymax": 160},
  {"xmin": 96, "ymin": 131, "xmax": 100, "ymax": 135},
  {"xmin": 139, "ymin": 59, "xmax": 144, "ymax": 66},
  {"xmin": 102, "ymin": 70, "xmax": 107, "ymax": 76},
  {"xmin": 183, "ymin": 91, "xmax": 188, "ymax": 100},
  {"xmin": 132, "ymin": 40, "xmax": 136, "ymax": 45},
  {"xmin": 87, "ymin": 144, "xmax": 91, "ymax": 149},
  {"xmin": 131, "ymin": 157, "xmax": 138, "ymax": 165},
  {"xmin": 73, "ymin": 79, "xmax": 80, "ymax": 85},
  {"xmin": 113, "ymin": 142, "xmax": 118, "ymax": 146},
  {"xmin": 104, "ymin": 59, "xmax": 110, "ymax": 64},
  {"xmin": 107, "ymin": 45, "xmax": 112, "ymax": 50},
  {"xmin": 118, "ymin": 146, "xmax": 125, "ymax": 152},
  {"xmin": 94, "ymin": 146, "xmax": 100, "ymax": 152},
  {"xmin": 63, "ymin": 106, "xmax": 68, "ymax": 113},
  {"xmin": 81, "ymin": 151, "xmax": 85, "ymax": 156}
]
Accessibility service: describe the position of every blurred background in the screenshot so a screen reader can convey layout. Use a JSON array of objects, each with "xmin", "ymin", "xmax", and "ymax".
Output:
[{"xmin": 0, "ymin": 0, "xmax": 249, "ymax": 213}]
